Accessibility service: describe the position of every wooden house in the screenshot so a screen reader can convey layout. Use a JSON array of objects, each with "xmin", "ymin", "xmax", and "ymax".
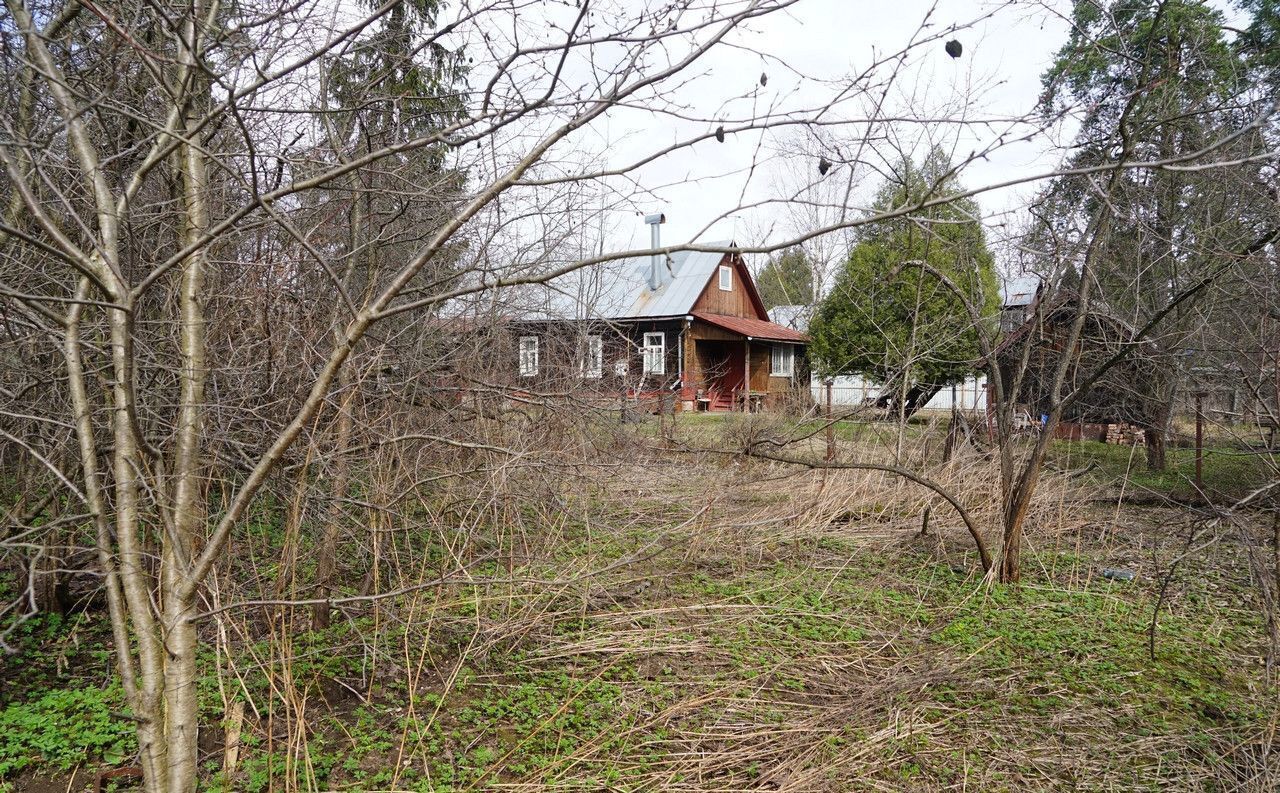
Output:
[
  {"xmin": 992, "ymin": 288, "xmax": 1158, "ymax": 429},
  {"xmin": 509, "ymin": 236, "xmax": 809, "ymax": 412}
]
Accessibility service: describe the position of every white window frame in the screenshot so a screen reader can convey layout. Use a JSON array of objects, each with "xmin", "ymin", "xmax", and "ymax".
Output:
[
  {"xmin": 518, "ymin": 336, "xmax": 539, "ymax": 377},
  {"xmin": 770, "ymin": 343, "xmax": 794, "ymax": 377},
  {"xmin": 642, "ymin": 332, "xmax": 665, "ymax": 375},
  {"xmin": 581, "ymin": 335, "xmax": 603, "ymax": 379},
  {"xmin": 1000, "ymin": 308, "xmax": 1024, "ymax": 333},
  {"xmin": 718, "ymin": 265, "xmax": 732, "ymax": 291}
]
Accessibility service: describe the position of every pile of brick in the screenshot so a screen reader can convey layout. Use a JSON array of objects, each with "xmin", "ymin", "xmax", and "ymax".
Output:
[{"xmin": 1105, "ymin": 422, "xmax": 1146, "ymax": 446}]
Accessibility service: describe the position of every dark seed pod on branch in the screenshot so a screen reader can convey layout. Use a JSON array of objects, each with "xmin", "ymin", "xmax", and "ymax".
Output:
[
  {"xmin": 759, "ymin": 72, "xmax": 768, "ymax": 86},
  {"xmin": 945, "ymin": 39, "xmax": 962, "ymax": 58},
  {"xmin": 818, "ymin": 157, "xmax": 831, "ymax": 175},
  {"xmin": 714, "ymin": 125, "xmax": 725, "ymax": 143}
]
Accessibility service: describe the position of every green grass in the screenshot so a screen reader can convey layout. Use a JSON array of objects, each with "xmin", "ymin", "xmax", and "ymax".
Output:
[
  {"xmin": 4, "ymin": 545, "xmax": 1271, "ymax": 791},
  {"xmin": 1052, "ymin": 439, "xmax": 1276, "ymax": 500},
  {"xmin": 931, "ymin": 583, "xmax": 1257, "ymax": 728},
  {"xmin": 671, "ymin": 548, "xmax": 1258, "ymax": 735}
]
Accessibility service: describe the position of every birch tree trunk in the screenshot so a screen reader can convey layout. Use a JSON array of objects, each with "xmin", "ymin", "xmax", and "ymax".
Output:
[{"xmin": 161, "ymin": 6, "xmax": 211, "ymax": 786}]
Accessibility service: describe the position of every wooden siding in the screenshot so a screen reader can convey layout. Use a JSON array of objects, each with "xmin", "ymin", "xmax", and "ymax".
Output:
[
  {"xmin": 691, "ymin": 255, "xmax": 767, "ymax": 320},
  {"xmin": 497, "ymin": 319, "xmax": 696, "ymax": 406},
  {"xmin": 687, "ymin": 321, "xmax": 740, "ymax": 342},
  {"xmin": 684, "ymin": 321, "xmax": 743, "ymax": 397},
  {"xmin": 748, "ymin": 342, "xmax": 770, "ymax": 392},
  {"xmin": 676, "ymin": 321, "xmax": 811, "ymax": 410},
  {"xmin": 484, "ymin": 319, "xmax": 811, "ymax": 413},
  {"xmin": 682, "ymin": 323, "xmax": 699, "ymax": 394},
  {"xmin": 620, "ymin": 321, "xmax": 681, "ymax": 389}
]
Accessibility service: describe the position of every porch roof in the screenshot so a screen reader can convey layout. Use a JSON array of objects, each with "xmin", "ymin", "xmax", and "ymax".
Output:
[{"xmin": 691, "ymin": 311, "xmax": 808, "ymax": 343}]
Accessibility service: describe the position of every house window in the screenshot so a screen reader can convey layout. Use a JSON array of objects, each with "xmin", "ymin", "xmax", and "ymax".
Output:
[
  {"xmin": 718, "ymin": 265, "xmax": 732, "ymax": 291},
  {"xmin": 518, "ymin": 336, "xmax": 538, "ymax": 377},
  {"xmin": 771, "ymin": 344, "xmax": 794, "ymax": 377},
  {"xmin": 642, "ymin": 332, "xmax": 665, "ymax": 375},
  {"xmin": 1000, "ymin": 308, "xmax": 1024, "ymax": 333},
  {"xmin": 614, "ymin": 358, "xmax": 628, "ymax": 377},
  {"xmin": 582, "ymin": 335, "xmax": 603, "ymax": 379}
]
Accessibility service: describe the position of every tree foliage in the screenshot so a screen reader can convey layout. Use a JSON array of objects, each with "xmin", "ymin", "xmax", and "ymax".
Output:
[
  {"xmin": 755, "ymin": 248, "xmax": 815, "ymax": 311},
  {"xmin": 1030, "ymin": 0, "xmax": 1273, "ymax": 470},
  {"xmin": 1238, "ymin": 0, "xmax": 1280, "ymax": 82},
  {"xmin": 809, "ymin": 150, "xmax": 999, "ymax": 390}
]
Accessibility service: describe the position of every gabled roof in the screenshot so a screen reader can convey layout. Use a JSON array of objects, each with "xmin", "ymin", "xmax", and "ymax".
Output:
[
  {"xmin": 1001, "ymin": 276, "xmax": 1040, "ymax": 308},
  {"xmin": 520, "ymin": 244, "xmax": 734, "ymax": 321},
  {"xmin": 994, "ymin": 288, "xmax": 1148, "ymax": 358},
  {"xmin": 768, "ymin": 304, "xmax": 813, "ymax": 333},
  {"xmin": 692, "ymin": 311, "xmax": 808, "ymax": 342}
]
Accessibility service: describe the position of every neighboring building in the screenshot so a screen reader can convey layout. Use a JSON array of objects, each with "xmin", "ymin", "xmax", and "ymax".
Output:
[
  {"xmin": 510, "ymin": 227, "xmax": 809, "ymax": 412},
  {"xmin": 992, "ymin": 288, "xmax": 1158, "ymax": 429},
  {"xmin": 777, "ymin": 277, "xmax": 1038, "ymax": 414},
  {"xmin": 767, "ymin": 303, "xmax": 814, "ymax": 335},
  {"xmin": 999, "ymin": 275, "xmax": 1039, "ymax": 332}
]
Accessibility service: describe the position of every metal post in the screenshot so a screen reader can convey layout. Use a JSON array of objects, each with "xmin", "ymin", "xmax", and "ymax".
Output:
[
  {"xmin": 644, "ymin": 213, "xmax": 666, "ymax": 290},
  {"xmin": 825, "ymin": 379, "xmax": 835, "ymax": 462},
  {"xmin": 1195, "ymin": 391, "xmax": 1205, "ymax": 493},
  {"xmin": 985, "ymin": 381, "xmax": 995, "ymax": 443}
]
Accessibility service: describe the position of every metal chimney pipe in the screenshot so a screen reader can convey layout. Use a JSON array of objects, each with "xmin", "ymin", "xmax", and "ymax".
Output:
[{"xmin": 644, "ymin": 212, "xmax": 666, "ymax": 290}]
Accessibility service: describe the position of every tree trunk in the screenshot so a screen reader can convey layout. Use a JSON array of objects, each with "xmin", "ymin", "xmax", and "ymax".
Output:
[
  {"xmin": 1146, "ymin": 407, "xmax": 1168, "ymax": 471},
  {"xmin": 1145, "ymin": 387, "xmax": 1175, "ymax": 472},
  {"xmin": 311, "ymin": 362, "xmax": 354, "ymax": 632},
  {"xmin": 159, "ymin": 8, "xmax": 212, "ymax": 787},
  {"xmin": 1000, "ymin": 443, "xmax": 1051, "ymax": 584}
]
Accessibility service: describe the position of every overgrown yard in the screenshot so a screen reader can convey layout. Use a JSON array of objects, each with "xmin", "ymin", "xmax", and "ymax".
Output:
[{"xmin": 3, "ymin": 415, "xmax": 1278, "ymax": 791}]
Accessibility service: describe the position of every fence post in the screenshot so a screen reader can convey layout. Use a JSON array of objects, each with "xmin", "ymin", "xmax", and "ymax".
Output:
[
  {"xmin": 825, "ymin": 379, "xmax": 835, "ymax": 462},
  {"xmin": 1195, "ymin": 391, "xmax": 1206, "ymax": 493}
]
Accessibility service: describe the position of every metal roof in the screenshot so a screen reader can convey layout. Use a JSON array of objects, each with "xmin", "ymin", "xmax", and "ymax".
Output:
[
  {"xmin": 767, "ymin": 304, "xmax": 813, "ymax": 333},
  {"xmin": 1001, "ymin": 275, "xmax": 1040, "ymax": 308},
  {"xmin": 692, "ymin": 311, "xmax": 808, "ymax": 342},
  {"xmin": 520, "ymin": 244, "xmax": 733, "ymax": 321}
]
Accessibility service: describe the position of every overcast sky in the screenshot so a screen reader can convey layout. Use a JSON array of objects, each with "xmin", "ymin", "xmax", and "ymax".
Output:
[
  {"xmin": 582, "ymin": 0, "xmax": 1079, "ymax": 260},
  {"xmin": 415, "ymin": 0, "xmax": 1103, "ymax": 278}
]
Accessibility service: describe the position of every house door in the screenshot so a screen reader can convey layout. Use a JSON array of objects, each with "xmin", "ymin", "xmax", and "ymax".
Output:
[{"xmin": 697, "ymin": 341, "xmax": 745, "ymax": 411}]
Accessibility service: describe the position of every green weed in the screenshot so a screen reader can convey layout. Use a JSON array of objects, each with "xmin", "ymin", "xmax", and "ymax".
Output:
[{"xmin": 0, "ymin": 685, "xmax": 135, "ymax": 776}]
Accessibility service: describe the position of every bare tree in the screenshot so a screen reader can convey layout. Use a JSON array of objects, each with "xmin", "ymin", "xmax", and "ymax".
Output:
[{"xmin": 3, "ymin": 0, "xmax": 1279, "ymax": 788}]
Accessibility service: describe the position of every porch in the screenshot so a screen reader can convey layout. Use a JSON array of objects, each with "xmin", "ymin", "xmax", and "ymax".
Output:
[
  {"xmin": 685, "ymin": 339, "xmax": 763, "ymax": 412},
  {"xmin": 679, "ymin": 312, "xmax": 807, "ymax": 413}
]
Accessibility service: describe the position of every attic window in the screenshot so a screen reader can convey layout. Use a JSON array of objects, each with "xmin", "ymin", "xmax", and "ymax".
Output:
[{"xmin": 718, "ymin": 265, "xmax": 732, "ymax": 291}]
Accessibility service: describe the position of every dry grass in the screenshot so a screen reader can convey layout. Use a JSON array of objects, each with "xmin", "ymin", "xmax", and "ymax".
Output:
[{"xmin": 7, "ymin": 413, "xmax": 1278, "ymax": 791}]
